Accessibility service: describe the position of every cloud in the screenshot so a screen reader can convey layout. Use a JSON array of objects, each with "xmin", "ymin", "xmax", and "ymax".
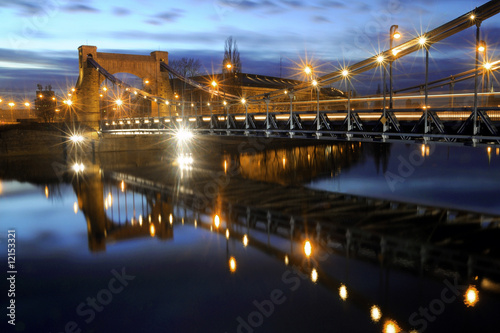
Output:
[
  {"xmin": 311, "ymin": 15, "xmax": 330, "ymax": 23},
  {"xmin": 320, "ymin": 0, "xmax": 346, "ymax": 9},
  {"xmin": 63, "ymin": 4, "xmax": 100, "ymax": 13},
  {"xmin": 113, "ymin": 7, "xmax": 131, "ymax": 16},
  {"xmin": 145, "ymin": 20, "xmax": 162, "ymax": 26},
  {"xmin": 154, "ymin": 9, "xmax": 185, "ymax": 22},
  {"xmin": 0, "ymin": 0, "xmax": 43, "ymax": 15}
]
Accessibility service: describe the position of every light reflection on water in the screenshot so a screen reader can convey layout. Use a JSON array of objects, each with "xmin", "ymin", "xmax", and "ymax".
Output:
[{"xmin": 0, "ymin": 139, "xmax": 499, "ymax": 332}]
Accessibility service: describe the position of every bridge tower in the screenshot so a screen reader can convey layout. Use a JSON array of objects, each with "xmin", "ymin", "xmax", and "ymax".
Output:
[{"xmin": 75, "ymin": 45, "xmax": 172, "ymax": 129}]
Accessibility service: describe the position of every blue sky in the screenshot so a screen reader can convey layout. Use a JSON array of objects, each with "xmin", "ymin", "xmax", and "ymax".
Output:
[{"xmin": 1, "ymin": 0, "xmax": 499, "ymax": 99}]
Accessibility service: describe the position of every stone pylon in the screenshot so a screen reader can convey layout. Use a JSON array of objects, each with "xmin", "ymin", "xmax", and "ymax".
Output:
[{"xmin": 74, "ymin": 45, "xmax": 172, "ymax": 129}]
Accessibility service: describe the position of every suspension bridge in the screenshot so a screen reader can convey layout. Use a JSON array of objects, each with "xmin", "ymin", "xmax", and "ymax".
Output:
[{"xmin": 72, "ymin": 0, "xmax": 500, "ymax": 146}]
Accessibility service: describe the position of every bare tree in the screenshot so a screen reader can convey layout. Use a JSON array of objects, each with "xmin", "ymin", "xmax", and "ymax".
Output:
[
  {"xmin": 223, "ymin": 36, "xmax": 242, "ymax": 96},
  {"xmin": 168, "ymin": 57, "xmax": 202, "ymax": 100},
  {"xmin": 169, "ymin": 58, "xmax": 201, "ymax": 78}
]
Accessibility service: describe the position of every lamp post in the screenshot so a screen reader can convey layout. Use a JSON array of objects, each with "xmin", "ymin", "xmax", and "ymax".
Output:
[
  {"xmin": 473, "ymin": 20, "xmax": 485, "ymax": 135},
  {"xmin": 24, "ymin": 102, "xmax": 30, "ymax": 119},
  {"xmin": 389, "ymin": 25, "xmax": 401, "ymax": 110},
  {"xmin": 342, "ymin": 69, "xmax": 351, "ymax": 131},
  {"xmin": 8, "ymin": 102, "xmax": 15, "ymax": 122}
]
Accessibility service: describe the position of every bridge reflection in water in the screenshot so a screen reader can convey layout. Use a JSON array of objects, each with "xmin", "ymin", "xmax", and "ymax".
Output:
[
  {"xmin": 3, "ymin": 137, "xmax": 499, "ymax": 332},
  {"xmin": 69, "ymin": 154, "xmax": 494, "ymax": 332}
]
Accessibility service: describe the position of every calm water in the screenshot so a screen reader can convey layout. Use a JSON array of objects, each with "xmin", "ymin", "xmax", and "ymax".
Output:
[{"xmin": 1, "ymin": 138, "xmax": 500, "ymax": 332}]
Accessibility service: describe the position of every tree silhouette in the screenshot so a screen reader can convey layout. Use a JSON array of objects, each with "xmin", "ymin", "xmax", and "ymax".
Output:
[{"xmin": 223, "ymin": 36, "xmax": 242, "ymax": 97}]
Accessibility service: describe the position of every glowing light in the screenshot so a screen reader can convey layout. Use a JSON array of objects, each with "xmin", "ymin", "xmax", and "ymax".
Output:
[
  {"xmin": 464, "ymin": 285, "xmax": 479, "ymax": 307},
  {"xmin": 341, "ymin": 69, "xmax": 349, "ymax": 77},
  {"xmin": 115, "ymin": 99, "xmax": 123, "ymax": 106},
  {"xmin": 311, "ymin": 268, "xmax": 318, "ymax": 283},
  {"xmin": 224, "ymin": 160, "xmax": 227, "ymax": 174},
  {"xmin": 45, "ymin": 186, "xmax": 49, "ymax": 198},
  {"xmin": 241, "ymin": 98, "xmax": 246, "ymax": 104},
  {"xmin": 304, "ymin": 240, "xmax": 312, "ymax": 257},
  {"xmin": 223, "ymin": 100, "xmax": 227, "ymax": 106},
  {"xmin": 370, "ymin": 305, "xmax": 382, "ymax": 322},
  {"xmin": 229, "ymin": 256, "xmax": 237, "ymax": 273},
  {"xmin": 175, "ymin": 128, "xmax": 193, "ymax": 142},
  {"xmin": 304, "ymin": 65, "xmax": 312, "ymax": 75},
  {"xmin": 69, "ymin": 134, "xmax": 84, "ymax": 143},
  {"xmin": 376, "ymin": 55, "xmax": 384, "ymax": 64},
  {"xmin": 150, "ymin": 224, "xmax": 156, "ymax": 237},
  {"xmin": 226, "ymin": 63, "xmax": 232, "ymax": 70},
  {"xmin": 225, "ymin": 229, "xmax": 230, "ymax": 239},
  {"xmin": 478, "ymin": 41, "xmax": 486, "ymax": 53},
  {"xmin": 194, "ymin": 220, "xmax": 198, "ymax": 228},
  {"xmin": 243, "ymin": 234, "xmax": 248, "ymax": 247},
  {"xmin": 421, "ymin": 144, "xmax": 426, "ymax": 157},
  {"xmin": 73, "ymin": 202, "xmax": 78, "ymax": 214},
  {"xmin": 393, "ymin": 31, "xmax": 401, "ymax": 39},
  {"xmin": 484, "ymin": 62, "xmax": 492, "ymax": 70},
  {"xmin": 71, "ymin": 88, "xmax": 76, "ymax": 92},
  {"xmin": 103, "ymin": 86, "xmax": 107, "ymax": 92},
  {"xmin": 65, "ymin": 100, "xmax": 72, "ymax": 106},
  {"xmin": 487, "ymin": 146, "xmax": 492, "ymax": 154},
  {"xmin": 107, "ymin": 193, "xmax": 113, "ymax": 207},
  {"xmin": 392, "ymin": 49, "xmax": 399, "ymax": 56},
  {"xmin": 284, "ymin": 255, "xmax": 289, "ymax": 265},
  {"xmin": 383, "ymin": 320, "xmax": 401, "ymax": 333},
  {"xmin": 470, "ymin": 14, "xmax": 475, "ymax": 20},
  {"xmin": 418, "ymin": 36, "xmax": 427, "ymax": 46},
  {"xmin": 24, "ymin": 102, "xmax": 30, "ymax": 107},
  {"xmin": 139, "ymin": 215, "xmax": 143, "ymax": 226},
  {"xmin": 312, "ymin": 79, "xmax": 318, "ymax": 86},
  {"xmin": 8, "ymin": 102, "xmax": 15, "ymax": 107},
  {"xmin": 211, "ymin": 80, "xmax": 217, "ymax": 88},
  {"xmin": 214, "ymin": 215, "xmax": 220, "ymax": 228},
  {"xmin": 39, "ymin": 94, "xmax": 43, "ymax": 98},
  {"xmin": 339, "ymin": 284, "xmax": 348, "ymax": 300},
  {"xmin": 169, "ymin": 213, "xmax": 173, "ymax": 225},
  {"xmin": 144, "ymin": 80, "xmax": 150, "ymax": 84},
  {"xmin": 177, "ymin": 153, "xmax": 194, "ymax": 169},
  {"xmin": 120, "ymin": 180, "xmax": 125, "ymax": 192},
  {"xmin": 72, "ymin": 163, "xmax": 85, "ymax": 173}
]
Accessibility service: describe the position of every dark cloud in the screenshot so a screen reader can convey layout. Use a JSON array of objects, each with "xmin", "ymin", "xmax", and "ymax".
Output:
[
  {"xmin": 155, "ymin": 9, "xmax": 184, "ymax": 22},
  {"xmin": 215, "ymin": 0, "xmax": 278, "ymax": 11},
  {"xmin": 311, "ymin": 15, "xmax": 331, "ymax": 23},
  {"xmin": 63, "ymin": 4, "xmax": 100, "ymax": 14},
  {"xmin": 145, "ymin": 20, "xmax": 162, "ymax": 26},
  {"xmin": 281, "ymin": 0, "xmax": 305, "ymax": 8},
  {"xmin": 0, "ymin": 0, "xmax": 43, "ymax": 15},
  {"xmin": 113, "ymin": 7, "xmax": 131, "ymax": 16},
  {"xmin": 320, "ymin": 0, "xmax": 346, "ymax": 9}
]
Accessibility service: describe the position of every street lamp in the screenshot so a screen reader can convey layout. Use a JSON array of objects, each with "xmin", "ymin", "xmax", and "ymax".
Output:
[
  {"xmin": 8, "ymin": 102, "xmax": 15, "ymax": 122},
  {"xmin": 24, "ymin": 102, "xmax": 30, "ymax": 118},
  {"xmin": 304, "ymin": 65, "xmax": 313, "ymax": 76},
  {"xmin": 389, "ymin": 24, "xmax": 401, "ymax": 109}
]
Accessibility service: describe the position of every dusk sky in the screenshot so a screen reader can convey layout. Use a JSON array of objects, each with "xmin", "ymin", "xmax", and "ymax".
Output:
[{"xmin": 1, "ymin": 0, "xmax": 499, "ymax": 100}]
